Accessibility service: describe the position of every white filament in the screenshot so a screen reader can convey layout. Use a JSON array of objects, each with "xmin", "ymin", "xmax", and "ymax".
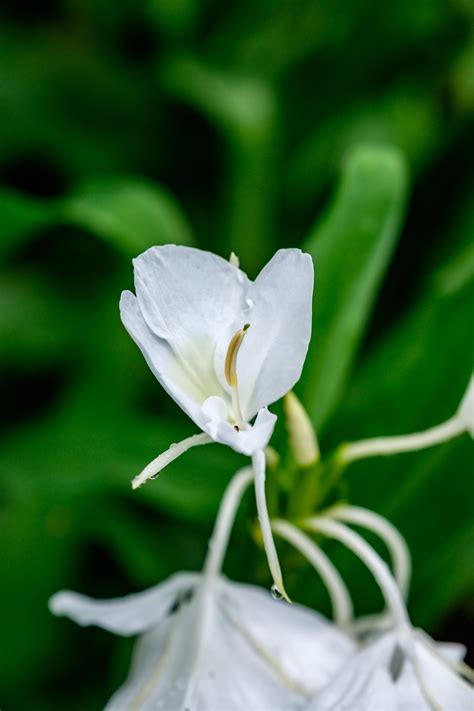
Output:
[
  {"xmin": 272, "ymin": 518, "xmax": 353, "ymax": 629},
  {"xmin": 253, "ymin": 449, "xmax": 289, "ymax": 601},
  {"xmin": 203, "ymin": 467, "xmax": 254, "ymax": 577},
  {"xmin": 342, "ymin": 416, "xmax": 465, "ymax": 465},
  {"xmin": 330, "ymin": 505, "xmax": 411, "ymax": 598},
  {"xmin": 304, "ymin": 516, "xmax": 411, "ymax": 632}
]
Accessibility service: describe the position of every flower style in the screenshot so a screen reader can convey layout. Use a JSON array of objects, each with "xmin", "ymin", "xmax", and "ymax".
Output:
[
  {"xmin": 50, "ymin": 468, "xmax": 354, "ymax": 710},
  {"xmin": 120, "ymin": 245, "xmax": 314, "ymax": 598}
]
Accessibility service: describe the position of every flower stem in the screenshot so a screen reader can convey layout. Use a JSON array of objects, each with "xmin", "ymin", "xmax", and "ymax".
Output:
[
  {"xmin": 203, "ymin": 467, "xmax": 253, "ymax": 578},
  {"xmin": 341, "ymin": 415, "xmax": 465, "ymax": 465}
]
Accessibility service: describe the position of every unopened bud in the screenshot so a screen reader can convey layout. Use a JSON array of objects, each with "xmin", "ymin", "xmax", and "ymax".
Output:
[
  {"xmin": 284, "ymin": 391, "xmax": 320, "ymax": 467},
  {"xmin": 229, "ymin": 252, "xmax": 240, "ymax": 268},
  {"xmin": 265, "ymin": 446, "xmax": 280, "ymax": 469}
]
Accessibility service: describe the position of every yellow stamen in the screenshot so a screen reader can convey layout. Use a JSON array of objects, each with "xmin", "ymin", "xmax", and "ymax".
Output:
[
  {"xmin": 224, "ymin": 324, "xmax": 250, "ymax": 387},
  {"xmin": 224, "ymin": 324, "xmax": 250, "ymax": 426}
]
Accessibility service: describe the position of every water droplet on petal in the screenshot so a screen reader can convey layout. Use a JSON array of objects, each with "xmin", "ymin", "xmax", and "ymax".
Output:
[
  {"xmin": 271, "ymin": 583, "xmax": 283, "ymax": 600},
  {"xmin": 246, "ymin": 297, "xmax": 254, "ymax": 308}
]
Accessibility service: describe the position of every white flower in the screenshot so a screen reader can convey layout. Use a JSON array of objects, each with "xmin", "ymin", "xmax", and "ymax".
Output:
[
  {"xmin": 120, "ymin": 246, "xmax": 313, "ymax": 460},
  {"xmin": 305, "ymin": 627, "xmax": 473, "ymax": 710},
  {"xmin": 50, "ymin": 468, "xmax": 354, "ymax": 710},
  {"xmin": 120, "ymin": 245, "xmax": 314, "ymax": 598},
  {"xmin": 293, "ymin": 515, "xmax": 473, "ymax": 711},
  {"xmin": 50, "ymin": 573, "xmax": 354, "ymax": 710}
]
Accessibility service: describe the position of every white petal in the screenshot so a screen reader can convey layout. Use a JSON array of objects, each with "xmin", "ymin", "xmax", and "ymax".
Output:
[
  {"xmin": 120, "ymin": 290, "xmax": 207, "ymax": 425},
  {"xmin": 414, "ymin": 633, "xmax": 474, "ymax": 710},
  {"xmin": 106, "ymin": 580, "xmax": 306, "ymax": 711},
  {"xmin": 222, "ymin": 580, "xmax": 355, "ymax": 696},
  {"xmin": 236, "ymin": 249, "xmax": 314, "ymax": 419},
  {"xmin": 132, "ymin": 245, "xmax": 250, "ymax": 408},
  {"xmin": 436, "ymin": 642, "xmax": 468, "ymax": 663},
  {"xmin": 306, "ymin": 633, "xmax": 396, "ymax": 709},
  {"xmin": 202, "ymin": 399, "xmax": 277, "ymax": 454},
  {"xmin": 49, "ymin": 572, "xmax": 198, "ymax": 636}
]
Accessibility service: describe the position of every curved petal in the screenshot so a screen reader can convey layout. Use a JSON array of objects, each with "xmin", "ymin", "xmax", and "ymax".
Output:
[
  {"xmin": 49, "ymin": 572, "xmax": 198, "ymax": 636},
  {"xmin": 222, "ymin": 580, "xmax": 355, "ymax": 696},
  {"xmin": 106, "ymin": 581, "xmax": 305, "ymax": 711},
  {"xmin": 237, "ymin": 249, "xmax": 314, "ymax": 419},
  {"xmin": 133, "ymin": 245, "xmax": 250, "ymax": 406},
  {"xmin": 120, "ymin": 290, "xmax": 206, "ymax": 425},
  {"xmin": 413, "ymin": 634, "xmax": 474, "ymax": 710},
  {"xmin": 201, "ymin": 399, "xmax": 277, "ymax": 455}
]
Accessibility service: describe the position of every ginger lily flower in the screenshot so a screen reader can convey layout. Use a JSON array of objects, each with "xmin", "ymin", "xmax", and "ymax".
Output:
[
  {"xmin": 299, "ymin": 516, "xmax": 474, "ymax": 710},
  {"xmin": 120, "ymin": 245, "xmax": 314, "ymax": 599},
  {"xmin": 50, "ymin": 468, "xmax": 354, "ymax": 710},
  {"xmin": 305, "ymin": 628, "xmax": 473, "ymax": 710}
]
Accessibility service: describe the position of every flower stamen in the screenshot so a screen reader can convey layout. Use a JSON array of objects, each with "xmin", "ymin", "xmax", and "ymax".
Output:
[{"xmin": 224, "ymin": 323, "xmax": 250, "ymax": 427}]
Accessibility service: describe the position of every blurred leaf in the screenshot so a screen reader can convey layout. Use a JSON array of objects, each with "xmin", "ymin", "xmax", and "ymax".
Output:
[
  {"xmin": 300, "ymin": 144, "xmax": 409, "ymax": 429},
  {"xmin": 0, "ymin": 190, "xmax": 55, "ymax": 260},
  {"xmin": 161, "ymin": 55, "xmax": 277, "ymax": 269},
  {"xmin": 287, "ymin": 88, "xmax": 441, "ymax": 211},
  {"xmin": 0, "ymin": 178, "xmax": 193, "ymax": 264},
  {"xmin": 322, "ymin": 221, "xmax": 474, "ymax": 626},
  {"xmin": 63, "ymin": 178, "xmax": 194, "ymax": 256},
  {"xmin": 0, "ymin": 490, "xmax": 79, "ymax": 687},
  {"xmin": 0, "ymin": 274, "xmax": 72, "ymax": 364}
]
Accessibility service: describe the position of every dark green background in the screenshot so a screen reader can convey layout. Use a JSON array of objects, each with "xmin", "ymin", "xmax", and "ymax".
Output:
[{"xmin": 1, "ymin": 1, "xmax": 473, "ymax": 708}]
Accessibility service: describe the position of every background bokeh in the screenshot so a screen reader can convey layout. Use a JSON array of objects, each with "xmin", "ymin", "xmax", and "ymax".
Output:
[{"xmin": 1, "ymin": 1, "xmax": 473, "ymax": 708}]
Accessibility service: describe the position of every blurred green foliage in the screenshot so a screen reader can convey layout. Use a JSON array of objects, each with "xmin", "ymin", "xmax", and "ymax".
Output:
[{"xmin": 0, "ymin": 0, "xmax": 473, "ymax": 708}]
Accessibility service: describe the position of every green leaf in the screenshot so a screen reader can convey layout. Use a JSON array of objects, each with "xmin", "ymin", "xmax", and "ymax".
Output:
[
  {"xmin": 301, "ymin": 144, "xmax": 409, "ymax": 429},
  {"xmin": 62, "ymin": 178, "xmax": 194, "ymax": 256},
  {"xmin": 0, "ymin": 179, "xmax": 193, "ymax": 264},
  {"xmin": 0, "ymin": 190, "xmax": 55, "ymax": 260},
  {"xmin": 324, "ymin": 237, "xmax": 473, "ymax": 628}
]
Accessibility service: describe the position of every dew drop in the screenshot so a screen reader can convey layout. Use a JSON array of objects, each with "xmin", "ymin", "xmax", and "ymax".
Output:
[{"xmin": 271, "ymin": 583, "xmax": 283, "ymax": 600}]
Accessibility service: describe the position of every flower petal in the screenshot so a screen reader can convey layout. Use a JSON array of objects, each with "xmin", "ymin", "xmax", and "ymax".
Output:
[
  {"xmin": 120, "ymin": 290, "xmax": 206, "ymax": 424},
  {"xmin": 202, "ymin": 398, "xmax": 277, "ymax": 454},
  {"xmin": 106, "ymin": 581, "xmax": 306, "ymax": 711},
  {"xmin": 222, "ymin": 579, "xmax": 355, "ymax": 696},
  {"xmin": 49, "ymin": 572, "xmax": 198, "ymax": 636},
  {"xmin": 413, "ymin": 633, "xmax": 474, "ymax": 710},
  {"xmin": 132, "ymin": 245, "xmax": 250, "ymax": 407},
  {"xmin": 237, "ymin": 248, "xmax": 314, "ymax": 419}
]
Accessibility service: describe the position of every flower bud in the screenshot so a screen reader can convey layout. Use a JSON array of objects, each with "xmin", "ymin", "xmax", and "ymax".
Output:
[{"xmin": 284, "ymin": 391, "xmax": 320, "ymax": 467}]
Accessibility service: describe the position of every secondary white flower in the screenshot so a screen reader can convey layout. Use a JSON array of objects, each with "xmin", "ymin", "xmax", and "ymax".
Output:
[
  {"xmin": 298, "ymin": 515, "xmax": 474, "ymax": 710},
  {"xmin": 120, "ymin": 245, "xmax": 314, "ymax": 598},
  {"xmin": 50, "ymin": 468, "xmax": 354, "ymax": 710},
  {"xmin": 51, "ymin": 573, "xmax": 354, "ymax": 710},
  {"xmin": 305, "ymin": 627, "xmax": 473, "ymax": 710}
]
